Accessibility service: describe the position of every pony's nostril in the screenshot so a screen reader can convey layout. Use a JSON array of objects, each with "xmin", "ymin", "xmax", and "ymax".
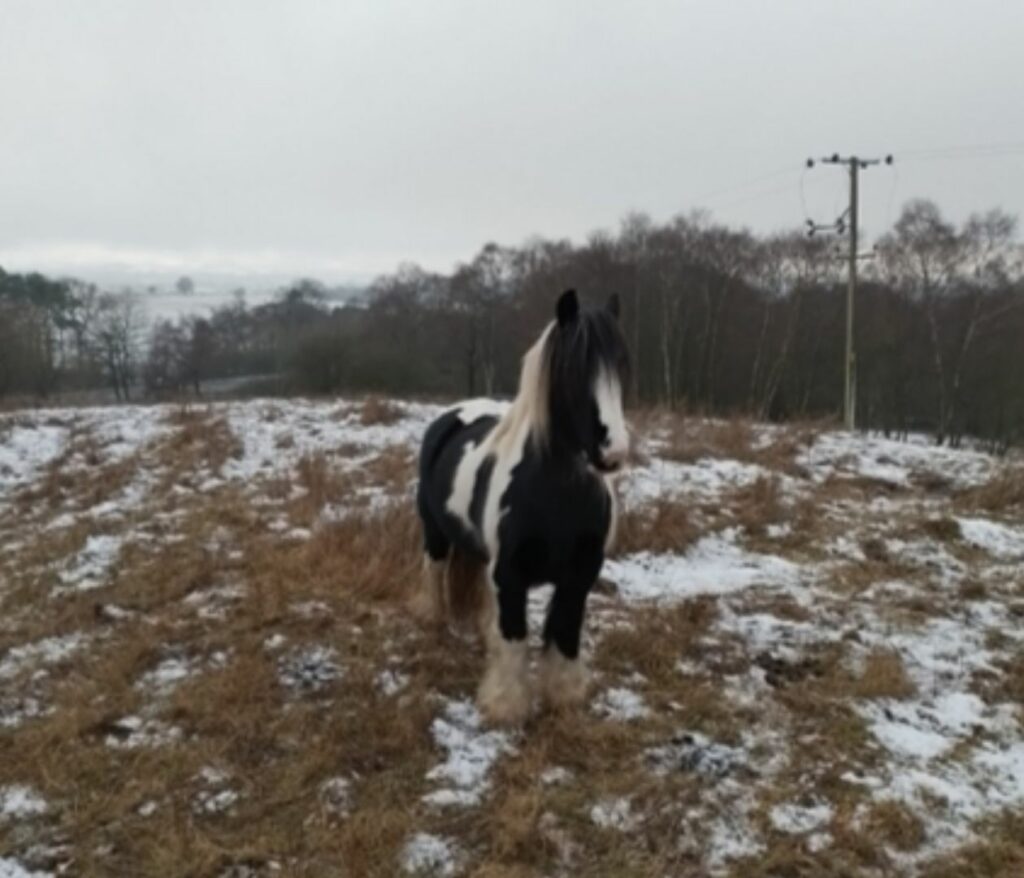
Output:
[{"xmin": 603, "ymin": 446, "xmax": 627, "ymax": 465}]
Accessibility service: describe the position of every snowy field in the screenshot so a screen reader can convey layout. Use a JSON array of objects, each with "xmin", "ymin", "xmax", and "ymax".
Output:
[{"xmin": 1, "ymin": 399, "xmax": 1023, "ymax": 876}]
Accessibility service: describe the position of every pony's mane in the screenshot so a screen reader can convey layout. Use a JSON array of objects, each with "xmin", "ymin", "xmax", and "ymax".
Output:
[{"xmin": 490, "ymin": 321, "xmax": 554, "ymax": 454}]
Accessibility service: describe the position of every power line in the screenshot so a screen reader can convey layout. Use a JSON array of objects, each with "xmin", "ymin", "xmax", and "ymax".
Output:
[
  {"xmin": 693, "ymin": 164, "xmax": 800, "ymax": 207},
  {"xmin": 896, "ymin": 140, "xmax": 1024, "ymax": 160},
  {"xmin": 806, "ymin": 153, "xmax": 893, "ymax": 431}
]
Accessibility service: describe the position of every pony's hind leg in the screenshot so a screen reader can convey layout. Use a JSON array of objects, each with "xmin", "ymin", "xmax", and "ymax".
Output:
[
  {"xmin": 477, "ymin": 559, "xmax": 531, "ymax": 725},
  {"xmin": 409, "ymin": 503, "xmax": 450, "ymax": 628},
  {"xmin": 408, "ymin": 553, "xmax": 448, "ymax": 627}
]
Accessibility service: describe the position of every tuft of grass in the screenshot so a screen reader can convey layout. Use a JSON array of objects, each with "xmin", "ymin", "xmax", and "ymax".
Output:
[
  {"xmin": 730, "ymin": 475, "xmax": 786, "ymax": 538},
  {"xmin": 863, "ymin": 799, "xmax": 926, "ymax": 852},
  {"xmin": 921, "ymin": 516, "xmax": 962, "ymax": 542},
  {"xmin": 849, "ymin": 649, "xmax": 917, "ymax": 700},
  {"xmin": 159, "ymin": 408, "xmax": 243, "ymax": 479},
  {"xmin": 963, "ymin": 466, "xmax": 1024, "ymax": 515},
  {"xmin": 613, "ymin": 495, "xmax": 699, "ymax": 556},
  {"xmin": 595, "ymin": 599, "xmax": 717, "ymax": 690},
  {"xmin": 919, "ymin": 810, "xmax": 1024, "ymax": 877},
  {"xmin": 860, "ymin": 537, "xmax": 890, "ymax": 563},
  {"xmin": 298, "ymin": 501, "xmax": 422, "ymax": 603},
  {"xmin": 358, "ymin": 396, "xmax": 403, "ymax": 426}
]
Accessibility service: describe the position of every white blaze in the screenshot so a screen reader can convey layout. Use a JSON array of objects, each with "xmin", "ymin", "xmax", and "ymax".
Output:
[{"xmin": 594, "ymin": 367, "xmax": 628, "ymax": 462}]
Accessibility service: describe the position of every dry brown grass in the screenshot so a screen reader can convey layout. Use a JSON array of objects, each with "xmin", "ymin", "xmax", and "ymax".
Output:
[
  {"xmin": 293, "ymin": 502, "xmax": 423, "ymax": 604},
  {"xmin": 651, "ymin": 411, "xmax": 823, "ymax": 478},
  {"xmin": 661, "ymin": 416, "xmax": 758, "ymax": 464},
  {"xmin": 962, "ymin": 465, "xmax": 1024, "ymax": 515},
  {"xmin": 848, "ymin": 649, "xmax": 918, "ymax": 700},
  {"xmin": 921, "ymin": 516, "xmax": 962, "ymax": 542},
  {"xmin": 595, "ymin": 599, "xmax": 717, "ymax": 685},
  {"xmin": 729, "ymin": 474, "xmax": 787, "ymax": 538},
  {"xmin": 5, "ymin": 402, "xmax": 1024, "ymax": 877},
  {"xmin": 358, "ymin": 444, "xmax": 415, "ymax": 493},
  {"xmin": 919, "ymin": 811, "xmax": 1024, "ymax": 878},
  {"xmin": 14, "ymin": 422, "xmax": 139, "ymax": 515},
  {"xmin": 358, "ymin": 396, "xmax": 404, "ymax": 426},
  {"xmin": 613, "ymin": 494, "xmax": 699, "ymax": 556},
  {"xmin": 158, "ymin": 406, "xmax": 243, "ymax": 484}
]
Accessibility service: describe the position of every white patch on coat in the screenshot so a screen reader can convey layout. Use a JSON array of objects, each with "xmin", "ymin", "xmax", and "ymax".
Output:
[
  {"xmin": 451, "ymin": 398, "xmax": 510, "ymax": 424},
  {"xmin": 445, "ymin": 435, "xmax": 493, "ymax": 544},
  {"xmin": 594, "ymin": 367, "xmax": 629, "ymax": 462},
  {"xmin": 481, "ymin": 421, "xmax": 530, "ymax": 557}
]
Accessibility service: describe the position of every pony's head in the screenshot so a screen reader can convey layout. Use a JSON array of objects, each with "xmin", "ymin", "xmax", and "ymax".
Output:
[{"xmin": 541, "ymin": 289, "xmax": 631, "ymax": 472}]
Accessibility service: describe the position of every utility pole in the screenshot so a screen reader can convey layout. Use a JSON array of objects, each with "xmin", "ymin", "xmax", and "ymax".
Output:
[{"xmin": 805, "ymin": 153, "xmax": 893, "ymax": 430}]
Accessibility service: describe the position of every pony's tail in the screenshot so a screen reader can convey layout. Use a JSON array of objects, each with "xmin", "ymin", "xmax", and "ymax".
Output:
[{"xmin": 446, "ymin": 550, "xmax": 488, "ymax": 631}]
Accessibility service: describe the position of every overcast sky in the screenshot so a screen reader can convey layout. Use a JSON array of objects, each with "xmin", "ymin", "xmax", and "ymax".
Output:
[{"xmin": 2, "ymin": 0, "xmax": 1022, "ymax": 284}]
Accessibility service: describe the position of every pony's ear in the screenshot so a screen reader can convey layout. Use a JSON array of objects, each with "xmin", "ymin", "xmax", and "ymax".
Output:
[
  {"xmin": 556, "ymin": 289, "xmax": 579, "ymax": 327},
  {"xmin": 607, "ymin": 293, "xmax": 621, "ymax": 320}
]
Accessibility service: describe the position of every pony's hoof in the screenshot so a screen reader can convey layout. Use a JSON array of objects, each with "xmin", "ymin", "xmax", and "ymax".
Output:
[
  {"xmin": 539, "ymin": 649, "xmax": 589, "ymax": 710},
  {"xmin": 477, "ymin": 670, "xmax": 531, "ymax": 726}
]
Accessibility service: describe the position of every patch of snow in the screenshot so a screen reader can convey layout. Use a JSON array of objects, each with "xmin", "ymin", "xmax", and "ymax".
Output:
[
  {"xmin": 0, "ymin": 696, "xmax": 49, "ymax": 729},
  {"xmin": 866, "ymin": 714, "xmax": 956, "ymax": 760},
  {"xmin": 956, "ymin": 516, "xmax": 1024, "ymax": 560},
  {"xmin": 377, "ymin": 669, "xmax": 410, "ymax": 697},
  {"xmin": 646, "ymin": 732, "xmax": 746, "ymax": 778},
  {"xmin": 621, "ymin": 456, "xmax": 773, "ymax": 508},
  {"xmin": 401, "ymin": 833, "xmax": 459, "ymax": 876},
  {"xmin": 0, "ymin": 633, "xmax": 87, "ymax": 681},
  {"xmin": 137, "ymin": 654, "xmax": 196, "ymax": 696},
  {"xmin": 770, "ymin": 801, "xmax": 833, "ymax": 834},
  {"xmin": 0, "ymin": 421, "xmax": 68, "ymax": 498},
  {"xmin": 193, "ymin": 766, "xmax": 239, "ymax": 815},
  {"xmin": 104, "ymin": 715, "xmax": 182, "ymax": 749},
  {"xmin": 290, "ymin": 600, "xmax": 331, "ymax": 619},
  {"xmin": 0, "ymin": 857, "xmax": 54, "ymax": 878},
  {"xmin": 423, "ymin": 699, "xmax": 514, "ymax": 807},
  {"xmin": 884, "ymin": 536, "xmax": 966, "ymax": 586},
  {"xmin": 219, "ymin": 399, "xmax": 439, "ymax": 484},
  {"xmin": 277, "ymin": 646, "xmax": 342, "ymax": 693},
  {"xmin": 590, "ymin": 796, "xmax": 639, "ymax": 831},
  {"xmin": 797, "ymin": 431, "xmax": 993, "ymax": 490},
  {"xmin": 0, "ymin": 786, "xmax": 47, "ymax": 821},
  {"xmin": 606, "ymin": 528, "xmax": 802, "ymax": 601},
  {"xmin": 593, "ymin": 687, "xmax": 650, "ymax": 722},
  {"xmin": 703, "ymin": 799, "xmax": 764, "ymax": 871},
  {"xmin": 540, "ymin": 766, "xmax": 572, "ymax": 786},
  {"xmin": 183, "ymin": 583, "xmax": 247, "ymax": 620},
  {"xmin": 807, "ymin": 832, "xmax": 832, "ymax": 853},
  {"xmin": 57, "ymin": 534, "xmax": 123, "ymax": 591},
  {"xmin": 319, "ymin": 777, "xmax": 352, "ymax": 816},
  {"xmin": 198, "ymin": 766, "xmax": 230, "ymax": 786},
  {"xmin": 194, "ymin": 788, "xmax": 239, "ymax": 816}
]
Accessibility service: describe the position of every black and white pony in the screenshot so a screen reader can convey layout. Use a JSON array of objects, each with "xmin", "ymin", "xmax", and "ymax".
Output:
[{"xmin": 413, "ymin": 289, "xmax": 630, "ymax": 724}]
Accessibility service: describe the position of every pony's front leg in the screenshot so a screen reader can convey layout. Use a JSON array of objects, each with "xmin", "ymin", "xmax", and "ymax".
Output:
[
  {"xmin": 477, "ymin": 559, "xmax": 531, "ymax": 726},
  {"xmin": 539, "ymin": 580, "xmax": 593, "ymax": 710}
]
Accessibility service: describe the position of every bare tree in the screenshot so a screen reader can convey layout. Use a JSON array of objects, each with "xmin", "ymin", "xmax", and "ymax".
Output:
[{"xmin": 91, "ymin": 292, "xmax": 146, "ymax": 401}]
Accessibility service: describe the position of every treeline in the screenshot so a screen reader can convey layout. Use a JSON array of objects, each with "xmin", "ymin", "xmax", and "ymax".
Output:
[
  {"xmin": 0, "ymin": 271, "xmax": 145, "ymax": 401},
  {"xmin": 2, "ymin": 198, "xmax": 1022, "ymax": 448}
]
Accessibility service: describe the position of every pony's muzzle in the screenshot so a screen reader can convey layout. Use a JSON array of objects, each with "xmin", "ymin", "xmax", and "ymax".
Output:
[{"xmin": 597, "ymin": 443, "xmax": 628, "ymax": 471}]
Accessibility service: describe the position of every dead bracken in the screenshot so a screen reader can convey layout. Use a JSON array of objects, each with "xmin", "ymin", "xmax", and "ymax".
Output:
[{"xmin": 0, "ymin": 398, "xmax": 1022, "ymax": 877}]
